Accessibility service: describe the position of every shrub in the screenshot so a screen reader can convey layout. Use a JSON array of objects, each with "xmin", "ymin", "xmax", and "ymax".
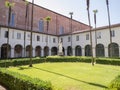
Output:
[
  {"xmin": 46, "ymin": 56, "xmax": 92, "ymax": 63},
  {"xmin": 0, "ymin": 69, "xmax": 53, "ymax": 90},
  {"xmin": 0, "ymin": 57, "xmax": 45, "ymax": 67},
  {"xmin": 108, "ymin": 75, "xmax": 120, "ymax": 90}
]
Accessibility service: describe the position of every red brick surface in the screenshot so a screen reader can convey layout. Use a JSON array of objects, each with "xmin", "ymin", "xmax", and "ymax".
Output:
[{"xmin": 0, "ymin": 0, "xmax": 90, "ymax": 35}]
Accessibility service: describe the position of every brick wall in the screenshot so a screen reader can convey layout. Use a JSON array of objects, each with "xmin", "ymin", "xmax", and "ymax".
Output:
[{"xmin": 0, "ymin": 0, "xmax": 90, "ymax": 35}]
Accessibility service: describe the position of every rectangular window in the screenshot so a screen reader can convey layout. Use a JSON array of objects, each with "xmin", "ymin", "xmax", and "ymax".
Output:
[
  {"xmin": 61, "ymin": 38, "xmax": 63, "ymax": 42},
  {"xmin": 68, "ymin": 36, "xmax": 71, "ymax": 42},
  {"xmin": 76, "ymin": 35, "xmax": 79, "ymax": 41},
  {"xmin": 86, "ymin": 34, "xmax": 89, "ymax": 40},
  {"xmin": 97, "ymin": 32, "xmax": 101, "ymax": 39},
  {"xmin": 5, "ymin": 31, "xmax": 8, "ymax": 38},
  {"xmin": 111, "ymin": 30, "xmax": 115, "ymax": 37},
  {"xmin": 59, "ymin": 26, "xmax": 64, "ymax": 35},
  {"xmin": 53, "ymin": 38, "xmax": 56, "ymax": 43},
  {"xmin": 27, "ymin": 33, "xmax": 30, "ymax": 40},
  {"xmin": 10, "ymin": 13, "xmax": 15, "ymax": 27},
  {"xmin": 39, "ymin": 20, "xmax": 44, "ymax": 32},
  {"xmin": 17, "ymin": 33, "xmax": 21, "ymax": 39},
  {"xmin": 37, "ymin": 35, "xmax": 40, "ymax": 41}
]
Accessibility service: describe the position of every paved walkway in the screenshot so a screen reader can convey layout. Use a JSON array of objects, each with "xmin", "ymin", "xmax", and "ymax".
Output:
[{"xmin": 0, "ymin": 85, "xmax": 6, "ymax": 90}]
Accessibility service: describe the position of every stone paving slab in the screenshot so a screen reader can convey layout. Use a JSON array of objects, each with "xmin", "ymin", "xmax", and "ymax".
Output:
[{"xmin": 0, "ymin": 85, "xmax": 6, "ymax": 90}]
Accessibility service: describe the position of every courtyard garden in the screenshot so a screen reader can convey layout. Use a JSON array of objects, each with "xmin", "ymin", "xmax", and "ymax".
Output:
[{"xmin": 0, "ymin": 56, "xmax": 120, "ymax": 90}]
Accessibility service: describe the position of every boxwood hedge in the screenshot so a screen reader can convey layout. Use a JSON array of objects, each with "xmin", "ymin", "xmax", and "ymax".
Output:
[
  {"xmin": 0, "ymin": 57, "xmax": 45, "ymax": 67},
  {"xmin": 0, "ymin": 69, "xmax": 52, "ymax": 90},
  {"xmin": 0, "ymin": 56, "xmax": 120, "ymax": 68},
  {"xmin": 108, "ymin": 75, "xmax": 120, "ymax": 90}
]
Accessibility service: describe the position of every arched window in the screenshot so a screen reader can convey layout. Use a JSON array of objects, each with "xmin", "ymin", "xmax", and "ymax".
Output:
[
  {"xmin": 96, "ymin": 44, "xmax": 105, "ymax": 57},
  {"xmin": 39, "ymin": 19, "xmax": 44, "ymax": 32},
  {"xmin": 108, "ymin": 43, "xmax": 119, "ymax": 57}
]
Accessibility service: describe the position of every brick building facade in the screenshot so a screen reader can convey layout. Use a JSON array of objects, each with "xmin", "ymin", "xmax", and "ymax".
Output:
[{"xmin": 0, "ymin": 0, "xmax": 90, "ymax": 35}]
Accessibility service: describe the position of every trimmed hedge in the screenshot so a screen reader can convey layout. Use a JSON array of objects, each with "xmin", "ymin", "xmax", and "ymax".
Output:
[
  {"xmin": 0, "ymin": 57, "xmax": 45, "ymax": 67},
  {"xmin": 46, "ymin": 56, "xmax": 92, "ymax": 63},
  {"xmin": 46, "ymin": 56, "xmax": 120, "ymax": 65},
  {"xmin": 108, "ymin": 75, "xmax": 120, "ymax": 90},
  {"xmin": 0, "ymin": 56, "xmax": 120, "ymax": 68},
  {"xmin": 0, "ymin": 69, "xmax": 52, "ymax": 90}
]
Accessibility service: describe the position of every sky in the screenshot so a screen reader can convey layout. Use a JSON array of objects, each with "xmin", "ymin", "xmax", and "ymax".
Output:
[{"xmin": 28, "ymin": 0, "xmax": 120, "ymax": 27}]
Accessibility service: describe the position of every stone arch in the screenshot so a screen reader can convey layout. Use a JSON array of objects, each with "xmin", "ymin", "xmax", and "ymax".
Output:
[
  {"xmin": 85, "ymin": 45, "xmax": 91, "ymax": 56},
  {"xmin": 75, "ymin": 45, "xmax": 82, "ymax": 56},
  {"xmin": 108, "ymin": 43, "xmax": 119, "ymax": 57},
  {"xmin": 14, "ymin": 44, "xmax": 23, "ymax": 58},
  {"xmin": 96, "ymin": 44, "xmax": 105, "ymax": 57},
  {"xmin": 44, "ymin": 46, "xmax": 49, "ymax": 56},
  {"xmin": 67, "ymin": 46, "xmax": 72, "ymax": 56},
  {"xmin": 26, "ymin": 45, "xmax": 32, "ymax": 57},
  {"xmin": 1, "ymin": 44, "xmax": 11, "ymax": 58},
  {"xmin": 51, "ymin": 47, "xmax": 57, "ymax": 55},
  {"xmin": 35, "ymin": 46, "xmax": 41, "ymax": 57}
]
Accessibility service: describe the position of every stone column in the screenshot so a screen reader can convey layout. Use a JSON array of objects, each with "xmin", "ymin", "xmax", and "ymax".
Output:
[
  {"xmin": 11, "ymin": 48, "xmax": 14, "ymax": 58},
  {"xmin": 22, "ymin": 48, "xmax": 25, "ymax": 57},
  {"xmin": 82, "ymin": 48, "xmax": 85, "ymax": 56},
  {"xmin": 0, "ymin": 47, "xmax": 1, "ymax": 58},
  {"xmin": 32, "ymin": 48, "xmax": 35, "ymax": 57},
  {"xmin": 41, "ymin": 49, "xmax": 44, "ymax": 57},
  {"xmin": 119, "ymin": 46, "xmax": 120, "ymax": 57},
  {"xmin": 65, "ymin": 49, "xmax": 67, "ymax": 56},
  {"xmin": 49, "ymin": 49, "xmax": 51, "ymax": 56},
  {"xmin": 72, "ymin": 48, "xmax": 75, "ymax": 56},
  {"xmin": 105, "ymin": 47, "xmax": 108, "ymax": 57}
]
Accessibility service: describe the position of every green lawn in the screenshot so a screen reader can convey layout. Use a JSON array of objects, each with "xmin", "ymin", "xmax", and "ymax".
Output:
[{"xmin": 7, "ymin": 62, "xmax": 120, "ymax": 90}]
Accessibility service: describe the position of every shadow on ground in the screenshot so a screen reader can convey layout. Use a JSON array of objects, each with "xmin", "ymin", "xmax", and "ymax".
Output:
[{"xmin": 33, "ymin": 66, "xmax": 107, "ymax": 89}]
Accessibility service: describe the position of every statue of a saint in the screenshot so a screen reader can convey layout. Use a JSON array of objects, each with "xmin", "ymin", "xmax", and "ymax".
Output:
[{"xmin": 58, "ymin": 41, "xmax": 63, "ymax": 56}]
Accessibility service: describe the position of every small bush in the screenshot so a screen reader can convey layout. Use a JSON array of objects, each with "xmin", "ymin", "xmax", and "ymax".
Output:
[{"xmin": 108, "ymin": 75, "xmax": 120, "ymax": 90}]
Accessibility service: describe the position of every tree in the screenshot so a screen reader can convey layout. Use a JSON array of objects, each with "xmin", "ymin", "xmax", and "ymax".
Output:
[
  {"xmin": 44, "ymin": 16, "xmax": 51, "ymax": 56},
  {"xmin": 5, "ymin": 1, "xmax": 15, "ymax": 67},
  {"xmin": 106, "ymin": 0, "xmax": 112, "ymax": 57},
  {"xmin": 93, "ymin": 9, "xmax": 98, "ymax": 57},
  {"xmin": 29, "ymin": 0, "xmax": 34, "ymax": 67},
  {"xmin": 86, "ymin": 0, "xmax": 94, "ymax": 66}
]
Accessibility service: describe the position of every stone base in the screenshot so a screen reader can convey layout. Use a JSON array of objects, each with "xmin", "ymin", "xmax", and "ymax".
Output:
[{"xmin": 58, "ymin": 52, "xmax": 63, "ymax": 56}]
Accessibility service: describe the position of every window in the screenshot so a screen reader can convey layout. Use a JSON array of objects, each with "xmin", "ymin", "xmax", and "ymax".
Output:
[
  {"xmin": 61, "ymin": 38, "xmax": 63, "ymax": 42},
  {"xmin": 86, "ymin": 34, "xmax": 89, "ymax": 40},
  {"xmin": 76, "ymin": 35, "xmax": 79, "ymax": 41},
  {"xmin": 59, "ymin": 26, "xmax": 64, "ymax": 35},
  {"xmin": 27, "ymin": 33, "xmax": 30, "ymax": 40},
  {"xmin": 5, "ymin": 31, "xmax": 8, "ymax": 38},
  {"xmin": 111, "ymin": 30, "xmax": 115, "ymax": 37},
  {"xmin": 37, "ymin": 35, "xmax": 40, "ymax": 41},
  {"xmin": 17, "ymin": 33, "xmax": 21, "ymax": 39},
  {"xmin": 10, "ymin": 13, "xmax": 15, "ymax": 27},
  {"xmin": 39, "ymin": 20, "xmax": 44, "ymax": 32},
  {"xmin": 53, "ymin": 38, "xmax": 56, "ymax": 43},
  {"xmin": 68, "ymin": 36, "xmax": 71, "ymax": 42},
  {"xmin": 97, "ymin": 32, "xmax": 101, "ymax": 39}
]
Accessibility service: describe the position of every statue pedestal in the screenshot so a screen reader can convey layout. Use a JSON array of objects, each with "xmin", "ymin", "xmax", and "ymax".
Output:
[{"xmin": 58, "ymin": 52, "xmax": 63, "ymax": 56}]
